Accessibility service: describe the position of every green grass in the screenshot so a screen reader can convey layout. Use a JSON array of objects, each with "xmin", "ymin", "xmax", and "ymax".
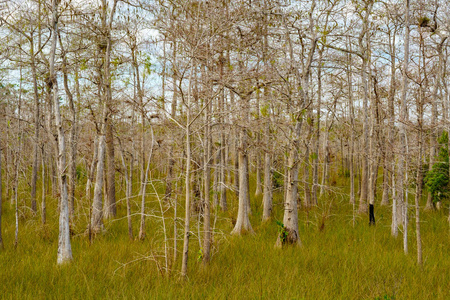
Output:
[{"xmin": 1, "ymin": 174, "xmax": 450, "ymax": 299}]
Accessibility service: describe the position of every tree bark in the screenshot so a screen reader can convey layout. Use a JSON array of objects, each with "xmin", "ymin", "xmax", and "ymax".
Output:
[
  {"xmin": 30, "ymin": 41, "xmax": 40, "ymax": 214},
  {"xmin": 231, "ymin": 94, "xmax": 253, "ymax": 235},
  {"xmin": 357, "ymin": 0, "xmax": 373, "ymax": 214},
  {"xmin": 60, "ymin": 37, "xmax": 78, "ymax": 220},
  {"xmin": 105, "ymin": 121, "xmax": 116, "ymax": 218},
  {"xmin": 262, "ymin": 112, "xmax": 272, "ymax": 221},
  {"xmin": 119, "ymin": 140, "xmax": 133, "ymax": 240},
  {"xmin": 398, "ymin": 0, "xmax": 411, "ymax": 254},
  {"xmin": 276, "ymin": 124, "xmax": 301, "ymax": 247},
  {"xmin": 49, "ymin": 0, "xmax": 72, "ymax": 264},
  {"xmin": 202, "ymin": 89, "xmax": 212, "ymax": 264},
  {"xmin": 86, "ymin": 137, "xmax": 99, "ymax": 202},
  {"xmin": 91, "ymin": 135, "xmax": 106, "ymax": 232},
  {"xmin": 0, "ymin": 122, "xmax": 3, "ymax": 249}
]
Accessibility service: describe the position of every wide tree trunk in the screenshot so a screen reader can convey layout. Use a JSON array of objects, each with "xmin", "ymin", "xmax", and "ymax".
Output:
[
  {"xmin": 276, "ymin": 126, "xmax": 301, "ymax": 247},
  {"xmin": 231, "ymin": 110, "xmax": 253, "ymax": 234},
  {"xmin": 231, "ymin": 52, "xmax": 253, "ymax": 232}
]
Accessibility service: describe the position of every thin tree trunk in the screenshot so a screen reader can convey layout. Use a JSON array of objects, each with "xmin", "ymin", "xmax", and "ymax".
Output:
[
  {"xmin": 262, "ymin": 116, "xmax": 272, "ymax": 221},
  {"xmin": 60, "ymin": 38, "xmax": 78, "ymax": 220},
  {"xmin": 255, "ymin": 87, "xmax": 262, "ymax": 197},
  {"xmin": 346, "ymin": 39, "xmax": 355, "ymax": 209},
  {"xmin": 358, "ymin": 0, "xmax": 373, "ymax": 214},
  {"xmin": 213, "ymin": 150, "xmax": 219, "ymax": 208},
  {"xmin": 320, "ymin": 115, "xmax": 330, "ymax": 196},
  {"xmin": 41, "ymin": 146, "xmax": 47, "ymax": 225},
  {"xmin": 399, "ymin": 0, "xmax": 411, "ymax": 255},
  {"xmin": 30, "ymin": 44, "xmax": 40, "ymax": 214},
  {"xmin": 0, "ymin": 130, "xmax": 3, "ymax": 249},
  {"xmin": 219, "ymin": 73, "xmax": 227, "ymax": 211},
  {"xmin": 14, "ymin": 62, "xmax": 24, "ymax": 248},
  {"xmin": 165, "ymin": 39, "xmax": 177, "ymax": 199},
  {"xmin": 181, "ymin": 66, "xmax": 194, "ymax": 277},
  {"xmin": 49, "ymin": 0, "xmax": 72, "ymax": 263},
  {"xmin": 303, "ymin": 113, "xmax": 312, "ymax": 208},
  {"xmin": 105, "ymin": 121, "xmax": 116, "ymax": 218},
  {"xmin": 14, "ymin": 148, "xmax": 19, "ymax": 249},
  {"xmin": 312, "ymin": 50, "xmax": 323, "ymax": 207},
  {"xmin": 119, "ymin": 140, "xmax": 133, "ymax": 240},
  {"xmin": 86, "ymin": 137, "xmax": 99, "ymax": 201},
  {"xmin": 91, "ymin": 135, "xmax": 106, "ymax": 232},
  {"xmin": 202, "ymin": 88, "xmax": 212, "ymax": 264},
  {"xmin": 138, "ymin": 128, "xmax": 154, "ymax": 241},
  {"xmin": 415, "ymin": 117, "xmax": 423, "ymax": 266},
  {"xmin": 383, "ymin": 30, "xmax": 397, "ymax": 207},
  {"xmin": 391, "ymin": 161, "xmax": 398, "ymax": 237},
  {"xmin": 181, "ymin": 122, "xmax": 191, "ymax": 277}
]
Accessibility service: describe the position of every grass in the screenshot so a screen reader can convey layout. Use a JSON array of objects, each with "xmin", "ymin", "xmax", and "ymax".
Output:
[{"xmin": 1, "ymin": 173, "xmax": 449, "ymax": 299}]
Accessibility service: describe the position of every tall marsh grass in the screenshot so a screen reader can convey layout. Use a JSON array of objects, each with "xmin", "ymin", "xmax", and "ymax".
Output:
[{"xmin": 0, "ymin": 175, "xmax": 449, "ymax": 299}]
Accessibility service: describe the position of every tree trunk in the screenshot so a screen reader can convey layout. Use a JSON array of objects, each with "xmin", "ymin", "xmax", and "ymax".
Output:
[
  {"xmin": 231, "ymin": 104, "xmax": 253, "ymax": 234},
  {"xmin": 262, "ymin": 116, "xmax": 272, "ymax": 221},
  {"xmin": 213, "ymin": 150, "xmax": 219, "ymax": 208},
  {"xmin": 346, "ymin": 43, "xmax": 356, "ymax": 211},
  {"xmin": 414, "ymin": 118, "xmax": 423, "ymax": 266},
  {"xmin": 14, "ymin": 63, "xmax": 24, "ymax": 248},
  {"xmin": 49, "ymin": 0, "xmax": 72, "ymax": 263},
  {"xmin": 0, "ymin": 131, "xmax": 2, "ymax": 249},
  {"xmin": 276, "ymin": 126, "xmax": 301, "ymax": 247},
  {"xmin": 255, "ymin": 89, "xmax": 262, "ymax": 197},
  {"xmin": 357, "ymin": 0, "xmax": 373, "ymax": 214},
  {"xmin": 303, "ymin": 114, "xmax": 313, "ymax": 208},
  {"xmin": 181, "ymin": 122, "xmax": 191, "ymax": 277},
  {"xmin": 41, "ymin": 147, "xmax": 47, "ymax": 225},
  {"xmin": 138, "ymin": 129, "xmax": 153, "ymax": 241},
  {"xmin": 102, "ymin": 0, "xmax": 118, "ymax": 218},
  {"xmin": 220, "ymin": 131, "xmax": 227, "ymax": 210},
  {"xmin": 118, "ymin": 140, "xmax": 133, "ymax": 240},
  {"xmin": 86, "ymin": 137, "xmax": 99, "ymax": 201},
  {"xmin": 399, "ymin": 0, "xmax": 411, "ymax": 254},
  {"xmin": 60, "ymin": 40, "xmax": 78, "ymax": 220},
  {"xmin": 202, "ymin": 93, "xmax": 212, "ymax": 264},
  {"xmin": 320, "ymin": 116, "xmax": 330, "ymax": 196},
  {"xmin": 312, "ymin": 50, "xmax": 323, "ymax": 207},
  {"xmin": 105, "ymin": 121, "xmax": 116, "ymax": 218},
  {"xmin": 30, "ymin": 46, "xmax": 40, "ymax": 214},
  {"xmin": 165, "ymin": 39, "xmax": 178, "ymax": 199},
  {"xmin": 91, "ymin": 135, "xmax": 106, "ymax": 232}
]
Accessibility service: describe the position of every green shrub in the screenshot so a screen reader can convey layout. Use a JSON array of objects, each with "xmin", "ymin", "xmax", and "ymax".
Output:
[{"xmin": 424, "ymin": 131, "xmax": 449, "ymax": 203}]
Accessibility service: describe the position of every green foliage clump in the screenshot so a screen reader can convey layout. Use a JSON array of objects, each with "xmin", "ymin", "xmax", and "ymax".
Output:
[
  {"xmin": 424, "ymin": 131, "xmax": 449, "ymax": 203},
  {"xmin": 275, "ymin": 220, "xmax": 288, "ymax": 243}
]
